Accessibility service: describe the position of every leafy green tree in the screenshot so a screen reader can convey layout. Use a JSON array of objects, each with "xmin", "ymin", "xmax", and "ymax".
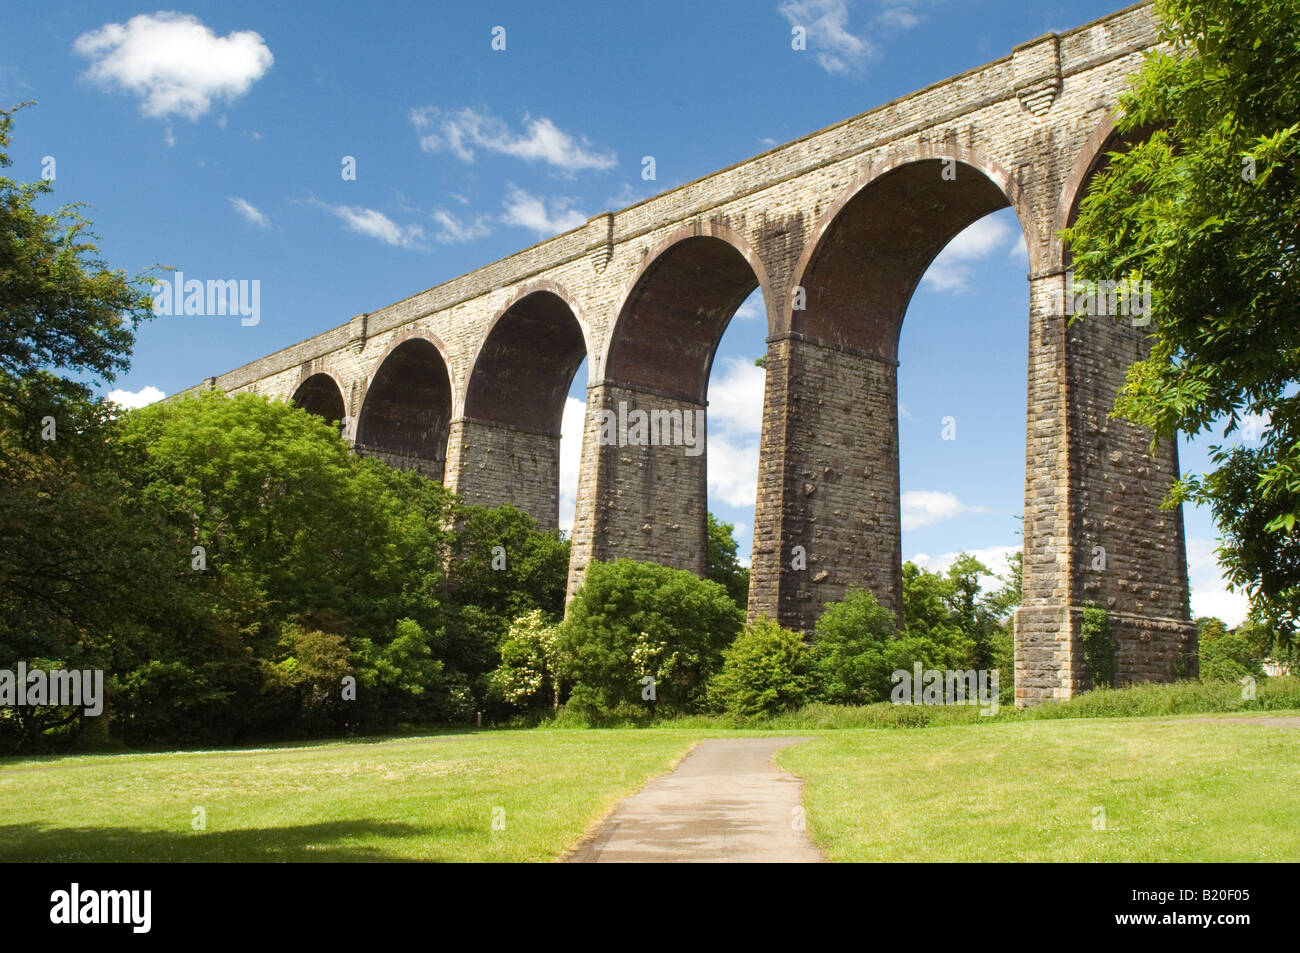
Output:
[
  {"xmin": 559, "ymin": 559, "xmax": 743, "ymax": 717},
  {"xmin": 810, "ymin": 585, "xmax": 974, "ymax": 705},
  {"xmin": 1061, "ymin": 0, "xmax": 1300, "ymax": 640},
  {"xmin": 706, "ymin": 512, "xmax": 750, "ymax": 610},
  {"xmin": 706, "ymin": 616, "xmax": 811, "ymax": 717},
  {"xmin": 0, "ymin": 103, "xmax": 162, "ymax": 750},
  {"xmin": 1195, "ymin": 616, "xmax": 1268, "ymax": 682},
  {"xmin": 441, "ymin": 502, "xmax": 569, "ymax": 688}
]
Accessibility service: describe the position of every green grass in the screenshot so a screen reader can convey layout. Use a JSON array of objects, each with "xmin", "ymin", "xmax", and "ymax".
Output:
[
  {"xmin": 4, "ymin": 684, "xmax": 1298, "ymax": 862},
  {"xmin": 778, "ymin": 716, "xmax": 1300, "ymax": 861},
  {"xmin": 0, "ymin": 730, "xmax": 699, "ymax": 861}
]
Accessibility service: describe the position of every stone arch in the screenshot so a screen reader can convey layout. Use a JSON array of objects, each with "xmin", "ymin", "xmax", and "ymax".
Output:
[
  {"xmin": 789, "ymin": 148, "xmax": 1032, "ymax": 359},
  {"xmin": 604, "ymin": 224, "xmax": 774, "ymax": 403},
  {"xmin": 452, "ymin": 283, "xmax": 590, "ymax": 529},
  {"xmin": 465, "ymin": 282, "xmax": 589, "ymax": 434},
  {"xmin": 750, "ymin": 149, "xmax": 1033, "ymax": 629},
  {"xmin": 291, "ymin": 371, "xmax": 347, "ymax": 424},
  {"xmin": 354, "ymin": 332, "xmax": 454, "ymax": 481},
  {"xmin": 568, "ymin": 225, "xmax": 772, "ymax": 592}
]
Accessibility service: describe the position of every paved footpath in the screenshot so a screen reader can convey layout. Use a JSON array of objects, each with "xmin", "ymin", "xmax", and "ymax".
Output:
[{"xmin": 566, "ymin": 737, "xmax": 823, "ymax": 863}]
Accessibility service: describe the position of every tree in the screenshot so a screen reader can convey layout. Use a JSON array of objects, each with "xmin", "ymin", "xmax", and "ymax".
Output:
[
  {"xmin": 1061, "ymin": 0, "xmax": 1300, "ymax": 641},
  {"xmin": 706, "ymin": 512, "xmax": 750, "ymax": 610},
  {"xmin": 706, "ymin": 616, "xmax": 811, "ymax": 717},
  {"xmin": 1197, "ymin": 616, "xmax": 1267, "ymax": 682},
  {"xmin": 0, "ymin": 102, "xmax": 160, "ymax": 750},
  {"xmin": 559, "ymin": 559, "xmax": 743, "ymax": 717},
  {"xmin": 808, "ymin": 587, "xmax": 900, "ymax": 705},
  {"xmin": 0, "ymin": 103, "xmax": 153, "ymax": 413}
]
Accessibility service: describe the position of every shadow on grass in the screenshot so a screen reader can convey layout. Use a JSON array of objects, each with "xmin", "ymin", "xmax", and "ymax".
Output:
[{"xmin": 0, "ymin": 818, "xmax": 467, "ymax": 862}]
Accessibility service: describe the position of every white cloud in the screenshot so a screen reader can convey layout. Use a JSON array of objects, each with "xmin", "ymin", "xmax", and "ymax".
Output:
[
  {"xmin": 901, "ymin": 490, "xmax": 989, "ymax": 530},
  {"xmin": 1009, "ymin": 234, "xmax": 1028, "ymax": 263},
  {"xmin": 779, "ymin": 0, "xmax": 876, "ymax": 75},
  {"xmin": 1186, "ymin": 537, "xmax": 1249, "ymax": 627},
  {"xmin": 921, "ymin": 214, "xmax": 1021, "ymax": 293},
  {"xmin": 706, "ymin": 358, "xmax": 767, "ymax": 508},
  {"xmin": 75, "ymin": 12, "xmax": 272, "ymax": 120},
  {"xmin": 311, "ymin": 199, "xmax": 426, "ymax": 249},
  {"xmin": 229, "ymin": 196, "xmax": 269, "ymax": 229},
  {"xmin": 501, "ymin": 186, "xmax": 587, "ymax": 237},
  {"xmin": 559, "ymin": 397, "xmax": 586, "ymax": 534},
  {"xmin": 431, "ymin": 208, "xmax": 491, "ymax": 243},
  {"xmin": 910, "ymin": 543, "xmax": 1019, "ymax": 592},
  {"xmin": 707, "ymin": 357, "xmax": 766, "ymax": 436},
  {"xmin": 411, "ymin": 106, "xmax": 616, "ymax": 172},
  {"xmin": 106, "ymin": 385, "xmax": 165, "ymax": 408},
  {"xmin": 708, "ymin": 434, "xmax": 762, "ymax": 508}
]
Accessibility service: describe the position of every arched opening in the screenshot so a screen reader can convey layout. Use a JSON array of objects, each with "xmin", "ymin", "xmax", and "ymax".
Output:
[
  {"xmin": 607, "ymin": 235, "xmax": 759, "ymax": 403},
  {"xmin": 576, "ymin": 232, "xmax": 765, "ymax": 584},
  {"xmin": 458, "ymin": 290, "xmax": 588, "ymax": 529},
  {"xmin": 355, "ymin": 337, "xmax": 453, "ymax": 481},
  {"xmin": 756, "ymin": 156, "xmax": 1029, "ymax": 629},
  {"xmin": 291, "ymin": 373, "xmax": 346, "ymax": 426}
]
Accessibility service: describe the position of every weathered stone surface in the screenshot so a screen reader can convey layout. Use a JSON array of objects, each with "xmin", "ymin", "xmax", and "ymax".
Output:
[{"xmin": 179, "ymin": 3, "xmax": 1196, "ymax": 705}]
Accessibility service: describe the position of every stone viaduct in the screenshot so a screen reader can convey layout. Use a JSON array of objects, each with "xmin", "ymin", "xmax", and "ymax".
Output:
[{"xmin": 179, "ymin": 2, "xmax": 1197, "ymax": 705}]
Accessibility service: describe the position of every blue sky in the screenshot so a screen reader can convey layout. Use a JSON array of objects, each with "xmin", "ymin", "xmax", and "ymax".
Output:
[{"xmin": 2, "ymin": 0, "xmax": 1252, "ymax": 623}]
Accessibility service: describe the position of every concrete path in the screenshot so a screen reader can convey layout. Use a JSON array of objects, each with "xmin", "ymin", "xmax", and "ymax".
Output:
[{"xmin": 566, "ymin": 737, "xmax": 823, "ymax": 863}]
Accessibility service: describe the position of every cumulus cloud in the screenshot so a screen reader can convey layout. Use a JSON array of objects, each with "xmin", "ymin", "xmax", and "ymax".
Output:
[
  {"xmin": 708, "ymin": 357, "xmax": 766, "ymax": 436},
  {"xmin": 106, "ymin": 385, "xmax": 165, "ymax": 408},
  {"xmin": 706, "ymin": 357, "xmax": 767, "ymax": 508},
  {"xmin": 229, "ymin": 196, "xmax": 269, "ymax": 229},
  {"xmin": 708, "ymin": 434, "xmax": 762, "ymax": 508},
  {"xmin": 921, "ymin": 213, "xmax": 1022, "ymax": 293},
  {"xmin": 501, "ymin": 186, "xmax": 587, "ymax": 237},
  {"xmin": 901, "ymin": 490, "xmax": 989, "ymax": 530},
  {"xmin": 75, "ymin": 12, "xmax": 273, "ymax": 120},
  {"xmin": 411, "ymin": 106, "xmax": 616, "ymax": 172},
  {"xmin": 1186, "ymin": 537, "xmax": 1249, "ymax": 627}
]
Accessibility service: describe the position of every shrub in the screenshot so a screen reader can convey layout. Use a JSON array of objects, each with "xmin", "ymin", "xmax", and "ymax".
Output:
[
  {"xmin": 558, "ymin": 559, "xmax": 743, "ymax": 717},
  {"xmin": 810, "ymin": 587, "xmax": 976, "ymax": 705},
  {"xmin": 706, "ymin": 616, "xmax": 812, "ymax": 717}
]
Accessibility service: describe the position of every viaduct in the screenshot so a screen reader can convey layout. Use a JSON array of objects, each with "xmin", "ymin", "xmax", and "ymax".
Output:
[{"xmin": 179, "ymin": 2, "xmax": 1197, "ymax": 706}]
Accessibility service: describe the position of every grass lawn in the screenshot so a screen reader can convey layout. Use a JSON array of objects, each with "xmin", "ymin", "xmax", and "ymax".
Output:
[
  {"xmin": 3, "ymin": 715, "xmax": 1297, "ymax": 862},
  {"xmin": 0, "ymin": 730, "xmax": 700, "ymax": 862},
  {"xmin": 778, "ymin": 715, "xmax": 1300, "ymax": 862}
]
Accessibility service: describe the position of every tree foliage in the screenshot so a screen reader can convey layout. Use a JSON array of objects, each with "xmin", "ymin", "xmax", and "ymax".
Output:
[
  {"xmin": 559, "ymin": 559, "xmax": 743, "ymax": 718},
  {"xmin": 706, "ymin": 616, "xmax": 811, "ymax": 717},
  {"xmin": 1061, "ymin": 0, "xmax": 1300, "ymax": 639},
  {"xmin": 706, "ymin": 512, "xmax": 750, "ymax": 611}
]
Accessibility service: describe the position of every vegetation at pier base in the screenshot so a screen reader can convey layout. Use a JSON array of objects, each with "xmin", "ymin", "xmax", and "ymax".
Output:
[{"xmin": 1063, "ymin": 0, "xmax": 1300, "ymax": 642}]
